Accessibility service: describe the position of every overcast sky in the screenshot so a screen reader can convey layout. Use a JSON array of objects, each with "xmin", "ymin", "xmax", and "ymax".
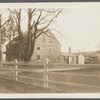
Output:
[
  {"xmin": 56, "ymin": 3, "xmax": 100, "ymax": 53},
  {"xmin": 1, "ymin": 3, "xmax": 100, "ymax": 53}
]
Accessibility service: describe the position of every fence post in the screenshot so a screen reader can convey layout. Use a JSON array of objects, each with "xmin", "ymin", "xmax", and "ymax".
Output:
[
  {"xmin": 15, "ymin": 59, "xmax": 18, "ymax": 81},
  {"xmin": 44, "ymin": 58, "xmax": 48, "ymax": 88}
]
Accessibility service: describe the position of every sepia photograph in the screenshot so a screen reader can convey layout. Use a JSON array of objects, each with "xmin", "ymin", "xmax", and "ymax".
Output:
[{"xmin": 0, "ymin": 2, "xmax": 100, "ymax": 98}]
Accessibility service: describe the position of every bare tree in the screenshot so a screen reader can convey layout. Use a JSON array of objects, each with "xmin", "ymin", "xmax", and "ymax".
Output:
[
  {"xmin": 9, "ymin": 8, "xmax": 62, "ymax": 61},
  {"xmin": 3, "ymin": 12, "xmax": 18, "ymax": 61},
  {"xmin": 0, "ymin": 13, "xmax": 11, "ymax": 61},
  {"xmin": 0, "ymin": 14, "xmax": 11, "ymax": 43},
  {"xmin": 8, "ymin": 9, "xmax": 23, "ymax": 60}
]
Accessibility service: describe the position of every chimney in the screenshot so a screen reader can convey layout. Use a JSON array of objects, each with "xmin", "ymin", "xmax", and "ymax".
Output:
[{"xmin": 69, "ymin": 47, "xmax": 71, "ymax": 54}]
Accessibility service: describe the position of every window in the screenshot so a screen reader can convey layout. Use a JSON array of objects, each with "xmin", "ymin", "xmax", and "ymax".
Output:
[
  {"xmin": 73, "ymin": 57, "xmax": 74, "ymax": 61},
  {"xmin": 47, "ymin": 56, "xmax": 49, "ymax": 59},
  {"xmin": 43, "ymin": 34, "xmax": 45, "ymax": 42},
  {"xmin": 52, "ymin": 46, "xmax": 54, "ymax": 53},
  {"xmin": 37, "ymin": 44, "xmax": 40, "ymax": 50},
  {"xmin": 58, "ymin": 56, "xmax": 59, "ymax": 60},
  {"xmin": 64, "ymin": 57, "xmax": 66, "ymax": 61},
  {"xmin": 37, "ymin": 55, "xmax": 40, "ymax": 60},
  {"xmin": 49, "ymin": 37, "xmax": 51, "ymax": 42}
]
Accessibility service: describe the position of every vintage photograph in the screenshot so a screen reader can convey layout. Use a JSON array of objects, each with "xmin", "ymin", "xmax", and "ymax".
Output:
[{"xmin": 0, "ymin": 3, "xmax": 100, "ymax": 95}]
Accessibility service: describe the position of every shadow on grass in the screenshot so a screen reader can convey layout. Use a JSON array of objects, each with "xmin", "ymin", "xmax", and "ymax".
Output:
[{"xmin": 0, "ymin": 77, "xmax": 59, "ymax": 93}]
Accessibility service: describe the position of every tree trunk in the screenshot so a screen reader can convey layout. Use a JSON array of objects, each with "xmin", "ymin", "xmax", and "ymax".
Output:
[
  {"xmin": 0, "ymin": 14, "xmax": 1, "ymax": 61},
  {"xmin": 23, "ymin": 9, "xmax": 36, "ymax": 61},
  {"xmin": 17, "ymin": 9, "xmax": 23, "ymax": 61},
  {"xmin": 23, "ymin": 37, "xmax": 36, "ymax": 61}
]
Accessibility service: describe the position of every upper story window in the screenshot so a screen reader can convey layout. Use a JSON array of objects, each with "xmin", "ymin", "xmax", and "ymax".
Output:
[
  {"xmin": 58, "ymin": 56, "xmax": 59, "ymax": 60},
  {"xmin": 49, "ymin": 37, "xmax": 51, "ymax": 42},
  {"xmin": 52, "ymin": 46, "xmax": 54, "ymax": 53},
  {"xmin": 37, "ymin": 55, "xmax": 40, "ymax": 60},
  {"xmin": 64, "ymin": 56, "xmax": 66, "ymax": 61},
  {"xmin": 43, "ymin": 34, "xmax": 45, "ymax": 42},
  {"xmin": 37, "ymin": 44, "xmax": 40, "ymax": 50}
]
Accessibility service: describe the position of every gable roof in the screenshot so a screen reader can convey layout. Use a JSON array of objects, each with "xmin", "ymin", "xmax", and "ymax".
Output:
[
  {"xmin": 6, "ymin": 30, "xmax": 62, "ymax": 47},
  {"xmin": 6, "ymin": 36, "xmax": 19, "ymax": 46},
  {"xmin": 44, "ymin": 30, "xmax": 62, "ymax": 46}
]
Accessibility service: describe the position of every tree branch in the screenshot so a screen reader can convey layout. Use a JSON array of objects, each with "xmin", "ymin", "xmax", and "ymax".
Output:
[
  {"xmin": 31, "ymin": 8, "xmax": 36, "ymax": 15},
  {"xmin": 38, "ymin": 9, "xmax": 62, "ymax": 31},
  {"xmin": 1, "ymin": 19, "xmax": 11, "ymax": 28},
  {"xmin": 36, "ymin": 29, "xmax": 50, "ymax": 38},
  {"xmin": 35, "ymin": 9, "xmax": 42, "ymax": 25}
]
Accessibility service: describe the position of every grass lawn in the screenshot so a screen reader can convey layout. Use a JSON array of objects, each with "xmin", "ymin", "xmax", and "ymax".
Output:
[
  {"xmin": 0, "ymin": 64, "xmax": 100, "ymax": 93},
  {"xmin": 0, "ymin": 77, "xmax": 59, "ymax": 93}
]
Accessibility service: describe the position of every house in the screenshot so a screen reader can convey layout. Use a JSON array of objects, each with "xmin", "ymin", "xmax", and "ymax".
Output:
[
  {"xmin": 61, "ymin": 47, "xmax": 84, "ymax": 64},
  {"xmin": 61, "ymin": 52, "xmax": 84, "ymax": 64},
  {"xmin": 0, "ymin": 39, "xmax": 8, "ymax": 62},
  {"xmin": 61, "ymin": 50, "xmax": 100, "ymax": 64},
  {"xmin": 5, "ymin": 31, "xmax": 61, "ymax": 63},
  {"xmin": 1, "ymin": 44, "xmax": 6, "ymax": 62},
  {"xmin": 31, "ymin": 32, "xmax": 61, "ymax": 63},
  {"xmin": 6, "ymin": 36, "xmax": 20, "ymax": 61}
]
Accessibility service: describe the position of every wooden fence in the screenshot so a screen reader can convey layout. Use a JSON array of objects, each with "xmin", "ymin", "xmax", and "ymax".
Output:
[
  {"xmin": 0, "ymin": 60, "xmax": 49, "ymax": 88},
  {"xmin": 0, "ymin": 60, "xmax": 100, "ymax": 92}
]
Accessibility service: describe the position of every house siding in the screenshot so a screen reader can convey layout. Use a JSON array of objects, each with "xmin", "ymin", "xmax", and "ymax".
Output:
[
  {"xmin": 61, "ymin": 53, "xmax": 84, "ymax": 64},
  {"xmin": 6, "ymin": 33, "xmax": 61, "ymax": 63},
  {"xmin": 31, "ymin": 33, "xmax": 61, "ymax": 63},
  {"xmin": 78, "ymin": 54, "xmax": 84, "ymax": 64}
]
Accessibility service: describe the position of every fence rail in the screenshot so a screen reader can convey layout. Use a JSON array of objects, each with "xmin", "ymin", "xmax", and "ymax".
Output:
[
  {"xmin": 0, "ymin": 60, "xmax": 100, "ymax": 92},
  {"xmin": 0, "ymin": 60, "xmax": 48, "ymax": 88}
]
